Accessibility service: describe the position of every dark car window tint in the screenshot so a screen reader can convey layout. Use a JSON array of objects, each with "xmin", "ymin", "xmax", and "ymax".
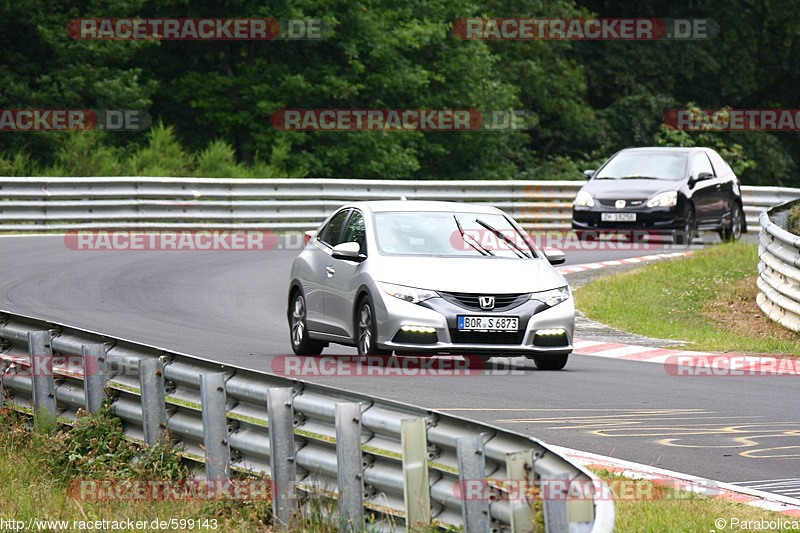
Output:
[
  {"xmin": 693, "ymin": 153, "xmax": 715, "ymax": 177},
  {"xmin": 320, "ymin": 209, "xmax": 350, "ymax": 246},
  {"xmin": 594, "ymin": 152, "xmax": 687, "ymax": 181},
  {"xmin": 341, "ymin": 210, "xmax": 367, "ymax": 254}
]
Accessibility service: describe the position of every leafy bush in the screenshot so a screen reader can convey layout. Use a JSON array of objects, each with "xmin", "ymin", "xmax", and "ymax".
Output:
[
  {"xmin": 44, "ymin": 402, "xmax": 188, "ymax": 482},
  {"xmin": 787, "ymin": 203, "xmax": 800, "ymax": 236}
]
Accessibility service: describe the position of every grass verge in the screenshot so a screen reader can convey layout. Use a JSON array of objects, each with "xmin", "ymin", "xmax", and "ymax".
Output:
[
  {"xmin": 574, "ymin": 241, "xmax": 800, "ymax": 355},
  {"xmin": 592, "ymin": 468, "xmax": 800, "ymax": 533}
]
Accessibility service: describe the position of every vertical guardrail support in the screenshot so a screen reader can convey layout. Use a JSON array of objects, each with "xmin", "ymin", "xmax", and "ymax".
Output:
[
  {"xmin": 139, "ymin": 358, "xmax": 167, "ymax": 446},
  {"xmin": 506, "ymin": 450, "xmax": 537, "ymax": 533},
  {"xmin": 82, "ymin": 344, "xmax": 107, "ymax": 412},
  {"xmin": 0, "ymin": 360, "xmax": 6, "ymax": 407},
  {"xmin": 402, "ymin": 417, "xmax": 431, "ymax": 531},
  {"xmin": 457, "ymin": 434, "xmax": 490, "ymax": 533},
  {"xmin": 28, "ymin": 330, "xmax": 57, "ymax": 428},
  {"xmin": 200, "ymin": 372, "xmax": 231, "ymax": 482},
  {"xmin": 268, "ymin": 387, "xmax": 297, "ymax": 530},
  {"xmin": 540, "ymin": 472, "xmax": 569, "ymax": 533},
  {"xmin": 335, "ymin": 402, "xmax": 364, "ymax": 532}
]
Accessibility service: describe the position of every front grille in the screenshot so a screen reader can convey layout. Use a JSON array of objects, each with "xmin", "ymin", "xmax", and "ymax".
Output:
[
  {"xmin": 449, "ymin": 329, "xmax": 525, "ymax": 345},
  {"xmin": 598, "ymin": 199, "xmax": 646, "ymax": 207},
  {"xmin": 439, "ymin": 292, "xmax": 530, "ymax": 311}
]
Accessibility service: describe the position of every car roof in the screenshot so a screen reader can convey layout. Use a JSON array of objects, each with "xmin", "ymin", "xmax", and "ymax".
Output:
[
  {"xmin": 345, "ymin": 200, "xmax": 502, "ymax": 214},
  {"xmin": 617, "ymin": 146, "xmax": 704, "ymax": 155}
]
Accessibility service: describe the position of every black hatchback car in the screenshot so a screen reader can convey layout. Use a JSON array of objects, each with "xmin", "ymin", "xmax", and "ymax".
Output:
[{"xmin": 571, "ymin": 147, "xmax": 746, "ymax": 243}]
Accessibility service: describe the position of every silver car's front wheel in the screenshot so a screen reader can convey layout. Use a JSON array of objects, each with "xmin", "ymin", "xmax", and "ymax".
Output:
[
  {"xmin": 289, "ymin": 291, "xmax": 324, "ymax": 356},
  {"xmin": 356, "ymin": 296, "xmax": 389, "ymax": 357}
]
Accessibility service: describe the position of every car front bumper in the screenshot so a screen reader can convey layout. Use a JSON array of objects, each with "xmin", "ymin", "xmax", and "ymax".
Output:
[
  {"xmin": 373, "ymin": 289, "xmax": 575, "ymax": 356},
  {"xmin": 572, "ymin": 206, "xmax": 685, "ymax": 233}
]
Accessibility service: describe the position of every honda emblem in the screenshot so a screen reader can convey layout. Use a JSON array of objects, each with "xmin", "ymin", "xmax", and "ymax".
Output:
[{"xmin": 479, "ymin": 296, "xmax": 495, "ymax": 310}]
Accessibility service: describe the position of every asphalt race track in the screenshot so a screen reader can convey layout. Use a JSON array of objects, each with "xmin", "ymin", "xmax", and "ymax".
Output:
[{"xmin": 1, "ymin": 234, "xmax": 797, "ymax": 499}]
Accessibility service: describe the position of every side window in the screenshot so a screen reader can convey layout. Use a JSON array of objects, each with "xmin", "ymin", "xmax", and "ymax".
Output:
[
  {"xmin": 708, "ymin": 151, "xmax": 734, "ymax": 177},
  {"xmin": 319, "ymin": 209, "xmax": 350, "ymax": 247},
  {"xmin": 693, "ymin": 153, "xmax": 715, "ymax": 178},
  {"xmin": 340, "ymin": 210, "xmax": 367, "ymax": 254}
]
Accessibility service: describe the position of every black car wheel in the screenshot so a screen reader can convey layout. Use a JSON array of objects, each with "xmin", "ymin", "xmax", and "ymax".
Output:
[
  {"xmin": 289, "ymin": 291, "xmax": 325, "ymax": 356},
  {"xmin": 675, "ymin": 206, "xmax": 697, "ymax": 245},
  {"xmin": 533, "ymin": 354, "xmax": 569, "ymax": 370},
  {"xmin": 720, "ymin": 202, "xmax": 744, "ymax": 242},
  {"xmin": 356, "ymin": 295, "xmax": 390, "ymax": 357}
]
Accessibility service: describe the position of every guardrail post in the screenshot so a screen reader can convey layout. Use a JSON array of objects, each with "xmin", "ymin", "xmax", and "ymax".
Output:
[
  {"xmin": 200, "ymin": 372, "xmax": 230, "ymax": 483},
  {"xmin": 139, "ymin": 358, "xmax": 167, "ymax": 446},
  {"xmin": 82, "ymin": 344, "xmax": 107, "ymax": 412},
  {"xmin": 402, "ymin": 417, "xmax": 431, "ymax": 531},
  {"xmin": 538, "ymin": 471, "xmax": 569, "ymax": 533},
  {"xmin": 506, "ymin": 450, "xmax": 538, "ymax": 533},
  {"xmin": 335, "ymin": 402, "xmax": 364, "ymax": 532},
  {"xmin": 456, "ymin": 434, "xmax": 490, "ymax": 533},
  {"xmin": 28, "ymin": 331, "xmax": 57, "ymax": 428},
  {"xmin": 267, "ymin": 387, "xmax": 297, "ymax": 530},
  {"xmin": 0, "ymin": 359, "xmax": 6, "ymax": 407}
]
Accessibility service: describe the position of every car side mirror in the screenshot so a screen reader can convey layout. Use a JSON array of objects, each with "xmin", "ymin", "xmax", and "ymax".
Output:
[
  {"xmin": 583, "ymin": 169, "xmax": 596, "ymax": 179},
  {"xmin": 543, "ymin": 247, "xmax": 566, "ymax": 265},
  {"xmin": 332, "ymin": 242, "xmax": 365, "ymax": 262},
  {"xmin": 689, "ymin": 172, "xmax": 713, "ymax": 188}
]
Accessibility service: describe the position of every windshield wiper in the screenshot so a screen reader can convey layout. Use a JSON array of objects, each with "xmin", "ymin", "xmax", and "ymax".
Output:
[
  {"xmin": 454, "ymin": 216, "xmax": 493, "ymax": 256},
  {"xmin": 619, "ymin": 175, "xmax": 662, "ymax": 179},
  {"xmin": 475, "ymin": 219, "xmax": 531, "ymax": 259}
]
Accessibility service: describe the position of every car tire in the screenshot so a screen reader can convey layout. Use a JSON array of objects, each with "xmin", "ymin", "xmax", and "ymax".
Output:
[
  {"xmin": 576, "ymin": 229, "xmax": 597, "ymax": 242},
  {"xmin": 719, "ymin": 202, "xmax": 744, "ymax": 242},
  {"xmin": 356, "ymin": 295, "xmax": 390, "ymax": 357},
  {"xmin": 674, "ymin": 206, "xmax": 696, "ymax": 245},
  {"xmin": 289, "ymin": 290, "xmax": 325, "ymax": 356},
  {"xmin": 533, "ymin": 354, "xmax": 569, "ymax": 370}
]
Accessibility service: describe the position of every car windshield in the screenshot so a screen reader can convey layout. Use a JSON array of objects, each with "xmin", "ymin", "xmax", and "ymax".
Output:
[
  {"xmin": 374, "ymin": 211, "xmax": 536, "ymax": 258},
  {"xmin": 594, "ymin": 152, "xmax": 687, "ymax": 181}
]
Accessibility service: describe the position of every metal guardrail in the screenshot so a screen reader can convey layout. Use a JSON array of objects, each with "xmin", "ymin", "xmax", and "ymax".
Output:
[
  {"xmin": 757, "ymin": 199, "xmax": 800, "ymax": 332},
  {"xmin": 0, "ymin": 310, "xmax": 615, "ymax": 533},
  {"xmin": 1, "ymin": 177, "xmax": 796, "ymax": 232}
]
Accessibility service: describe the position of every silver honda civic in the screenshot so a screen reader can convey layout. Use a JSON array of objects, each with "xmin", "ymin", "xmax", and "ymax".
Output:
[{"xmin": 287, "ymin": 200, "xmax": 575, "ymax": 370}]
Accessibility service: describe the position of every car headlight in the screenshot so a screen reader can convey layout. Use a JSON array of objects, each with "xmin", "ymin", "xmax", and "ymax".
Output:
[
  {"xmin": 531, "ymin": 286, "xmax": 571, "ymax": 307},
  {"xmin": 646, "ymin": 191, "xmax": 678, "ymax": 208},
  {"xmin": 380, "ymin": 282, "xmax": 438, "ymax": 304},
  {"xmin": 574, "ymin": 190, "xmax": 595, "ymax": 207}
]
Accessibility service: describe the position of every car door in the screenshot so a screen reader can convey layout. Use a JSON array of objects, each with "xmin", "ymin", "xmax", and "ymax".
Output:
[
  {"xmin": 690, "ymin": 152, "xmax": 725, "ymax": 225},
  {"xmin": 305, "ymin": 208, "xmax": 350, "ymax": 334},
  {"xmin": 707, "ymin": 149, "xmax": 738, "ymax": 215},
  {"xmin": 323, "ymin": 209, "xmax": 367, "ymax": 339}
]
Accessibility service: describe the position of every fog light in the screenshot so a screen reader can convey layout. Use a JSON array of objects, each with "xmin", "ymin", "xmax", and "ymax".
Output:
[
  {"xmin": 400, "ymin": 325, "xmax": 436, "ymax": 333},
  {"xmin": 533, "ymin": 328, "xmax": 568, "ymax": 347},
  {"xmin": 393, "ymin": 325, "xmax": 438, "ymax": 344},
  {"xmin": 536, "ymin": 328, "xmax": 566, "ymax": 336}
]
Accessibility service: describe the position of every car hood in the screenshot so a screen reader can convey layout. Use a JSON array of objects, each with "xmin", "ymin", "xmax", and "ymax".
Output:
[
  {"xmin": 582, "ymin": 178, "xmax": 679, "ymax": 199},
  {"xmin": 372, "ymin": 255, "xmax": 567, "ymax": 293}
]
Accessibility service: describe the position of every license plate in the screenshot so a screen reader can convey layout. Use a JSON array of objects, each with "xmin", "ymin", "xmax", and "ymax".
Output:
[
  {"xmin": 601, "ymin": 212, "xmax": 636, "ymax": 222},
  {"xmin": 458, "ymin": 316, "xmax": 518, "ymax": 332}
]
